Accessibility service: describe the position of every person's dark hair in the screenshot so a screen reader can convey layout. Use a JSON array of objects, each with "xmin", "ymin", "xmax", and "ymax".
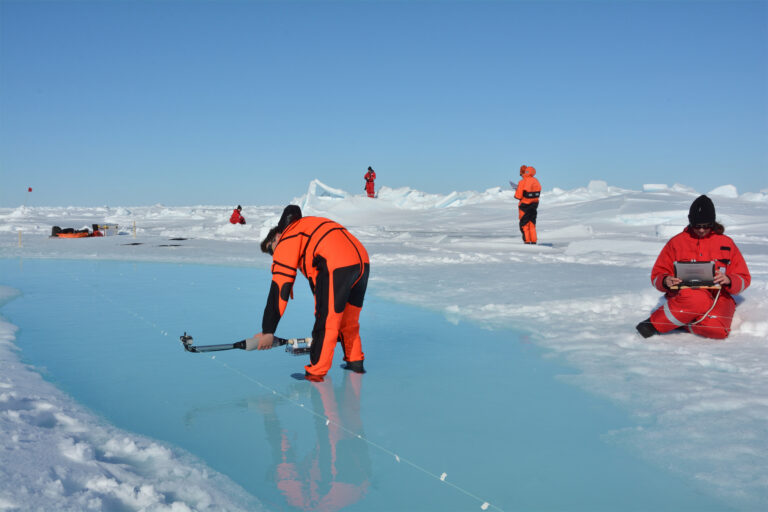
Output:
[
  {"xmin": 262, "ymin": 205, "xmax": 302, "ymax": 254},
  {"xmin": 237, "ymin": 205, "xmax": 242, "ymax": 210},
  {"xmin": 261, "ymin": 226, "xmax": 280, "ymax": 254},
  {"xmin": 276, "ymin": 205, "xmax": 302, "ymax": 232},
  {"xmin": 687, "ymin": 220, "xmax": 725, "ymax": 235}
]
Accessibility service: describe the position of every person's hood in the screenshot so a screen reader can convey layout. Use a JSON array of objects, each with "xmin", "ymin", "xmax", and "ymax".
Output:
[{"xmin": 523, "ymin": 166, "xmax": 536, "ymax": 177}]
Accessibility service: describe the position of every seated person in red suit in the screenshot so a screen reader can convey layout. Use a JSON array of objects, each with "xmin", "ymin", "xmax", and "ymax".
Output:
[
  {"xmin": 230, "ymin": 205, "xmax": 246, "ymax": 225},
  {"xmin": 636, "ymin": 195, "xmax": 750, "ymax": 339}
]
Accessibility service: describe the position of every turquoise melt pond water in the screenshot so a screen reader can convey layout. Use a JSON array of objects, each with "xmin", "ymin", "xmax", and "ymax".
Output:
[{"xmin": 0, "ymin": 258, "xmax": 728, "ymax": 511}]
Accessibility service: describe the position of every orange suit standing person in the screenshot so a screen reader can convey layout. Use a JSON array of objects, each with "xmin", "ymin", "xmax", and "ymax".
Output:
[
  {"xmin": 364, "ymin": 166, "xmax": 376, "ymax": 198},
  {"xmin": 515, "ymin": 165, "xmax": 541, "ymax": 244},
  {"xmin": 246, "ymin": 205, "xmax": 370, "ymax": 380}
]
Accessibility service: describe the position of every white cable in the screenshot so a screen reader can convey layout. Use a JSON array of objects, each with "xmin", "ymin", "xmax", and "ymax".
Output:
[
  {"xmin": 689, "ymin": 287, "xmax": 722, "ymax": 326},
  {"xmin": 213, "ymin": 357, "xmax": 503, "ymax": 511}
]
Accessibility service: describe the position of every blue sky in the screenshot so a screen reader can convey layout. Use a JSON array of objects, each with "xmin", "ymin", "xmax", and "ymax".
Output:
[{"xmin": 1, "ymin": 0, "xmax": 766, "ymax": 207}]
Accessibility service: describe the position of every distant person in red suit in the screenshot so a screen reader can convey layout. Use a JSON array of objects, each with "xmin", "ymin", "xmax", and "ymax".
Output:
[
  {"xmin": 230, "ymin": 205, "xmax": 246, "ymax": 225},
  {"xmin": 364, "ymin": 167, "xmax": 376, "ymax": 198}
]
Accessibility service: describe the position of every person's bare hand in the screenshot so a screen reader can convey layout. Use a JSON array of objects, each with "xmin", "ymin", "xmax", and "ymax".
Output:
[
  {"xmin": 245, "ymin": 333, "xmax": 275, "ymax": 351},
  {"xmin": 713, "ymin": 271, "xmax": 730, "ymax": 286}
]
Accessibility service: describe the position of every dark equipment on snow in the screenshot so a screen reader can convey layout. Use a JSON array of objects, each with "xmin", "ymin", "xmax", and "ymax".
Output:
[
  {"xmin": 180, "ymin": 332, "xmax": 312, "ymax": 355},
  {"xmin": 635, "ymin": 318, "xmax": 658, "ymax": 338}
]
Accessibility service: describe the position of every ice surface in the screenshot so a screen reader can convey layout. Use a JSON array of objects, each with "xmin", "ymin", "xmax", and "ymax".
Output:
[
  {"xmin": 0, "ymin": 260, "xmax": 732, "ymax": 511},
  {"xmin": 1, "ymin": 180, "xmax": 767, "ymax": 510}
]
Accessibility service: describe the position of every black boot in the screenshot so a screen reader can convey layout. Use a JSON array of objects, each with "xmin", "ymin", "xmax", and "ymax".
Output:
[
  {"xmin": 635, "ymin": 318, "xmax": 658, "ymax": 338},
  {"xmin": 342, "ymin": 360, "xmax": 366, "ymax": 373}
]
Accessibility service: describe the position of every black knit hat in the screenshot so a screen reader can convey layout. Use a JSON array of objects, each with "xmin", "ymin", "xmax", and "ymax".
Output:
[{"xmin": 688, "ymin": 195, "xmax": 716, "ymax": 225}]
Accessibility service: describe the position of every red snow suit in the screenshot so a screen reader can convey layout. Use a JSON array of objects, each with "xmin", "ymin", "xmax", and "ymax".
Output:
[
  {"xmin": 364, "ymin": 169, "xmax": 376, "ymax": 198},
  {"xmin": 514, "ymin": 166, "xmax": 541, "ymax": 243},
  {"xmin": 230, "ymin": 208, "xmax": 246, "ymax": 224},
  {"xmin": 649, "ymin": 227, "xmax": 750, "ymax": 339},
  {"xmin": 263, "ymin": 216, "xmax": 370, "ymax": 377}
]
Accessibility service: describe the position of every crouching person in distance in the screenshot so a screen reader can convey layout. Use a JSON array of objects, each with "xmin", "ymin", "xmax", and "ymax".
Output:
[
  {"xmin": 246, "ymin": 205, "xmax": 370, "ymax": 380},
  {"xmin": 636, "ymin": 195, "xmax": 750, "ymax": 339},
  {"xmin": 230, "ymin": 205, "xmax": 246, "ymax": 224}
]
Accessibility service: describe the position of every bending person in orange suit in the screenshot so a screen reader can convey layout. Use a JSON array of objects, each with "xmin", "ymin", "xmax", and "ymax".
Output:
[
  {"xmin": 247, "ymin": 205, "xmax": 370, "ymax": 380},
  {"xmin": 514, "ymin": 165, "xmax": 541, "ymax": 244}
]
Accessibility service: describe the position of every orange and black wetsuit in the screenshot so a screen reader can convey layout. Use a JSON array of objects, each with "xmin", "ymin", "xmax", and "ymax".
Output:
[
  {"xmin": 263, "ymin": 216, "xmax": 370, "ymax": 378},
  {"xmin": 514, "ymin": 166, "xmax": 541, "ymax": 243}
]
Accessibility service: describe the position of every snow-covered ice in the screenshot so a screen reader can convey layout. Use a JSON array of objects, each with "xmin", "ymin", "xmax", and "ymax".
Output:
[{"xmin": 1, "ymin": 179, "xmax": 767, "ymax": 510}]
